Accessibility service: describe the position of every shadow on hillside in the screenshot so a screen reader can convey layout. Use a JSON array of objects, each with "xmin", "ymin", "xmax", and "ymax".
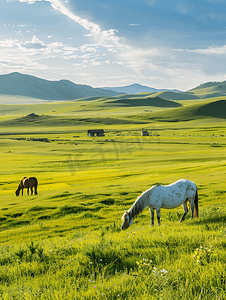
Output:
[
  {"xmin": 107, "ymin": 96, "xmax": 182, "ymax": 107},
  {"xmin": 195, "ymin": 100, "xmax": 226, "ymax": 118}
]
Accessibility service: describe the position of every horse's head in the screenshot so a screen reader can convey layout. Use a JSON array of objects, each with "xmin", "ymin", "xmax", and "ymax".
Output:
[
  {"xmin": 15, "ymin": 189, "xmax": 20, "ymax": 196},
  {"xmin": 121, "ymin": 211, "xmax": 133, "ymax": 230}
]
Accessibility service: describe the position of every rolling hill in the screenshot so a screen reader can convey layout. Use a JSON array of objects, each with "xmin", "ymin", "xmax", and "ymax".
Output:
[
  {"xmin": 0, "ymin": 72, "xmax": 122, "ymax": 101},
  {"xmin": 188, "ymin": 81, "xmax": 226, "ymax": 98},
  {"xmin": 102, "ymin": 83, "xmax": 181, "ymax": 94},
  {"xmin": 139, "ymin": 99, "xmax": 226, "ymax": 122},
  {"xmin": 0, "ymin": 112, "xmax": 148, "ymax": 127},
  {"xmin": 1, "ymin": 99, "xmax": 225, "ymax": 126},
  {"xmin": 152, "ymin": 91, "xmax": 199, "ymax": 101},
  {"xmin": 105, "ymin": 96, "xmax": 182, "ymax": 107},
  {"xmin": 2, "ymin": 72, "xmax": 226, "ymax": 104},
  {"xmin": 104, "ymin": 80, "xmax": 226, "ymax": 101},
  {"xmin": 195, "ymin": 99, "xmax": 226, "ymax": 118}
]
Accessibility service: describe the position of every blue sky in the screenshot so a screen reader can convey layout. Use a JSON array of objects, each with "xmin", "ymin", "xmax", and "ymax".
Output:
[{"xmin": 1, "ymin": 0, "xmax": 226, "ymax": 90}]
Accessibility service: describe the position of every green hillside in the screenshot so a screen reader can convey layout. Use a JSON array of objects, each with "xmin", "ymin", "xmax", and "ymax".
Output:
[
  {"xmin": 129, "ymin": 99, "xmax": 226, "ymax": 122},
  {"xmin": 151, "ymin": 91, "xmax": 199, "ymax": 101},
  {"xmin": 1, "ymin": 98, "xmax": 226, "ymax": 126},
  {"xmin": 148, "ymin": 80, "xmax": 226, "ymax": 101},
  {"xmin": 0, "ymin": 72, "xmax": 121, "ymax": 101},
  {"xmin": 188, "ymin": 80, "xmax": 226, "ymax": 98},
  {"xmin": 105, "ymin": 96, "xmax": 182, "ymax": 107},
  {"xmin": 195, "ymin": 99, "xmax": 226, "ymax": 118},
  {"xmin": 0, "ymin": 112, "xmax": 148, "ymax": 127}
]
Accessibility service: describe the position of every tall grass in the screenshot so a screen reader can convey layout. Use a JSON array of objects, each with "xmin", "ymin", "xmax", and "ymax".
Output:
[
  {"xmin": 0, "ymin": 211, "xmax": 225, "ymax": 299},
  {"xmin": 0, "ymin": 100, "xmax": 225, "ymax": 299}
]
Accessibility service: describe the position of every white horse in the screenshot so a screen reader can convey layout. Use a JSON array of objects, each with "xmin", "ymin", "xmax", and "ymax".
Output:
[{"xmin": 121, "ymin": 179, "xmax": 198, "ymax": 230}]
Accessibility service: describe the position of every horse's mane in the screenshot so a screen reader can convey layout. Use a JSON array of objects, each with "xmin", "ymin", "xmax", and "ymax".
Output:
[{"xmin": 128, "ymin": 189, "xmax": 150, "ymax": 219}]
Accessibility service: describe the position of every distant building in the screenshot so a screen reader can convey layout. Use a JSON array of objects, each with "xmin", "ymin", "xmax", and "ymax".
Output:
[
  {"xmin": 141, "ymin": 130, "xmax": 149, "ymax": 136},
  {"xmin": 87, "ymin": 129, "xmax": 105, "ymax": 137}
]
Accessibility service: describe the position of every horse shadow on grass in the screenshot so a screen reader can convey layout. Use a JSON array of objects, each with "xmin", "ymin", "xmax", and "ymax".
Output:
[{"xmin": 188, "ymin": 212, "xmax": 226, "ymax": 229}]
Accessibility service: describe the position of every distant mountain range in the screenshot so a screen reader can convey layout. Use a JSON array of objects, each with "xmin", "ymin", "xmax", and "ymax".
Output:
[
  {"xmin": 1, "ymin": 72, "xmax": 226, "ymax": 103},
  {"xmin": 0, "ymin": 72, "xmax": 121, "ymax": 101},
  {"xmin": 102, "ymin": 83, "xmax": 181, "ymax": 94}
]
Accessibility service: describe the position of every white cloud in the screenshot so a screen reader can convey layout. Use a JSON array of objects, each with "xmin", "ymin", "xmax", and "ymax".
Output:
[
  {"xmin": 0, "ymin": 58, "xmax": 48, "ymax": 70},
  {"xmin": 0, "ymin": 39, "xmax": 19, "ymax": 47},
  {"xmin": 49, "ymin": 0, "xmax": 101, "ymax": 36},
  {"xmin": 6, "ymin": 0, "xmax": 226, "ymax": 90},
  {"xmin": 188, "ymin": 45, "xmax": 226, "ymax": 55},
  {"xmin": 112, "ymin": 60, "xmax": 125, "ymax": 66},
  {"xmin": 8, "ymin": 0, "xmax": 42, "ymax": 3},
  {"xmin": 22, "ymin": 35, "xmax": 47, "ymax": 49},
  {"xmin": 11, "ymin": 0, "xmax": 124, "ymax": 52},
  {"xmin": 107, "ymin": 48, "xmax": 118, "ymax": 53},
  {"xmin": 0, "ymin": 34, "xmax": 107, "ymax": 75},
  {"xmin": 0, "ymin": 36, "xmax": 71, "ymax": 59},
  {"xmin": 80, "ymin": 44, "xmax": 98, "ymax": 52}
]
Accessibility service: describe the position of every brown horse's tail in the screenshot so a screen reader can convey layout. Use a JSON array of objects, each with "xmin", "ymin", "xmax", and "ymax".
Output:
[
  {"xmin": 34, "ymin": 177, "xmax": 38, "ymax": 188},
  {"xmin": 194, "ymin": 188, "xmax": 198, "ymax": 218},
  {"xmin": 33, "ymin": 177, "xmax": 38, "ymax": 195}
]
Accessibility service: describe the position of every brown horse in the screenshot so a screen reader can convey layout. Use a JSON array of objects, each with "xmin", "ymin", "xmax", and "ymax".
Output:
[{"xmin": 15, "ymin": 177, "xmax": 38, "ymax": 196}]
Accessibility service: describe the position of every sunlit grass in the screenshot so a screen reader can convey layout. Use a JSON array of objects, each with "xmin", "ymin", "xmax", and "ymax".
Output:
[
  {"xmin": 0, "ymin": 215, "xmax": 225, "ymax": 299},
  {"xmin": 0, "ymin": 99, "xmax": 225, "ymax": 299}
]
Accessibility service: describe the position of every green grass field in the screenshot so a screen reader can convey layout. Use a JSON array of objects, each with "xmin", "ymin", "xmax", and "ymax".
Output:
[{"xmin": 0, "ymin": 96, "xmax": 225, "ymax": 299}]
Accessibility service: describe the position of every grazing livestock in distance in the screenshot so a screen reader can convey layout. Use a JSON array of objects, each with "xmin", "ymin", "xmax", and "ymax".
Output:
[
  {"xmin": 121, "ymin": 179, "xmax": 198, "ymax": 230},
  {"xmin": 15, "ymin": 177, "xmax": 38, "ymax": 196}
]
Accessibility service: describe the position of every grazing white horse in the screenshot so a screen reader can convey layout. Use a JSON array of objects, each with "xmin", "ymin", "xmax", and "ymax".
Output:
[{"xmin": 121, "ymin": 179, "xmax": 198, "ymax": 230}]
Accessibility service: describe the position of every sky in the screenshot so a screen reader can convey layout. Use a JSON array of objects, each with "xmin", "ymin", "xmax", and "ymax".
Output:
[{"xmin": 1, "ymin": 0, "xmax": 226, "ymax": 91}]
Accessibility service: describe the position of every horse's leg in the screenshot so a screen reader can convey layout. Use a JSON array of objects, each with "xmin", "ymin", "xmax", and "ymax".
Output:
[
  {"xmin": 149, "ymin": 208, "xmax": 154, "ymax": 227},
  {"xmin": 179, "ymin": 200, "xmax": 188, "ymax": 223},
  {"xmin": 21, "ymin": 189, "xmax": 23, "ymax": 196},
  {"xmin": 189, "ymin": 198, "xmax": 195, "ymax": 219},
  {"xmin": 156, "ymin": 208, "xmax": 161, "ymax": 226},
  {"xmin": 35, "ymin": 186, "xmax": 38, "ymax": 195},
  {"xmin": 31, "ymin": 187, "xmax": 33, "ymax": 195},
  {"xmin": 27, "ymin": 188, "xmax": 29, "ymax": 196}
]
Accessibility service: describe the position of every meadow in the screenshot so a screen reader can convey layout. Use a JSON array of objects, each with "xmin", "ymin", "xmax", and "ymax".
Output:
[{"xmin": 0, "ymin": 96, "xmax": 225, "ymax": 299}]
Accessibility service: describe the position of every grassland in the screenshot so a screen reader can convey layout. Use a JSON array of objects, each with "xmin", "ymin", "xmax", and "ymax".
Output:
[{"xmin": 0, "ymin": 96, "xmax": 225, "ymax": 299}]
